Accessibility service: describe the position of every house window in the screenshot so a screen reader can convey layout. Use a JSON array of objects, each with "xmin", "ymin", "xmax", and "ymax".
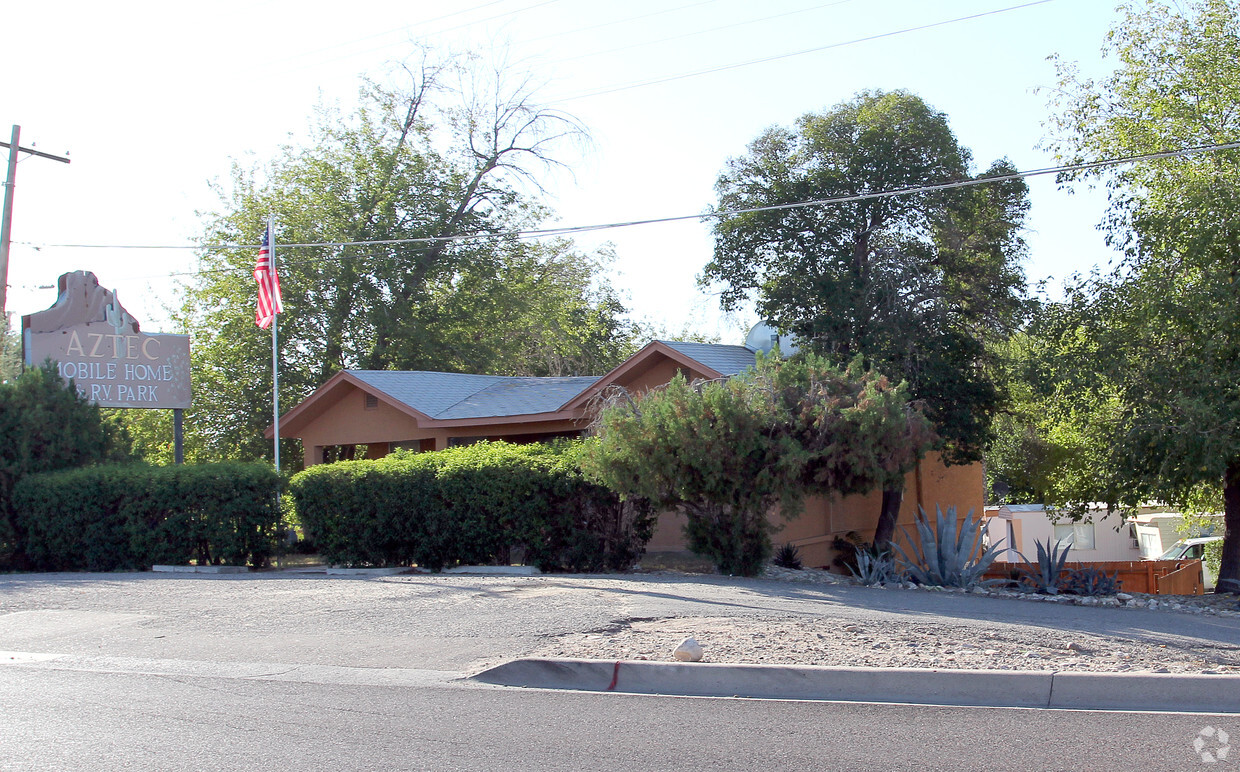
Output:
[
  {"xmin": 364, "ymin": 394, "xmax": 378, "ymax": 410},
  {"xmin": 1138, "ymin": 531, "xmax": 1161, "ymax": 558},
  {"xmin": 1054, "ymin": 523, "xmax": 1095, "ymax": 550}
]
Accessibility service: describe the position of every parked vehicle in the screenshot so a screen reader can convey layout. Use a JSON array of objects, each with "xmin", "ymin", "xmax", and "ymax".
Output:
[{"xmin": 1153, "ymin": 536, "xmax": 1222, "ymax": 590}]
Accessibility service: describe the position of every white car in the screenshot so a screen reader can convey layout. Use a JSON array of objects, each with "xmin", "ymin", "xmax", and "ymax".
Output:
[{"xmin": 1156, "ymin": 536, "xmax": 1223, "ymax": 590}]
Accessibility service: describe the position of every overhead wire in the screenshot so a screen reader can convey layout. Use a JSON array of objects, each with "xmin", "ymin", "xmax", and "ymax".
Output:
[
  {"xmin": 17, "ymin": 141, "xmax": 1240, "ymax": 264},
  {"xmin": 520, "ymin": 0, "xmax": 725, "ymax": 45},
  {"xmin": 263, "ymin": 0, "xmax": 565, "ymax": 79},
  {"xmin": 544, "ymin": 0, "xmax": 860, "ymax": 67},
  {"xmin": 550, "ymin": 0, "xmax": 1055, "ymax": 102}
]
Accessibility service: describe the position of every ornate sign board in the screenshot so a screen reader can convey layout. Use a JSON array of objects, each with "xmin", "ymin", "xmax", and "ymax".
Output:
[{"xmin": 22, "ymin": 271, "xmax": 191, "ymax": 409}]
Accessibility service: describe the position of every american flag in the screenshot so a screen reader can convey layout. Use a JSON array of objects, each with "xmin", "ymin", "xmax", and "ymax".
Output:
[{"xmin": 253, "ymin": 225, "xmax": 283, "ymax": 329}]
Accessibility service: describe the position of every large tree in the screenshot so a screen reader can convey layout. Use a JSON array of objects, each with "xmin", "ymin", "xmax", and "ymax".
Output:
[
  {"xmin": 1037, "ymin": 0, "xmax": 1240, "ymax": 592},
  {"xmin": 146, "ymin": 55, "xmax": 643, "ymax": 465},
  {"xmin": 703, "ymin": 90, "xmax": 1030, "ymax": 548},
  {"xmin": 584, "ymin": 353, "xmax": 930, "ymax": 576}
]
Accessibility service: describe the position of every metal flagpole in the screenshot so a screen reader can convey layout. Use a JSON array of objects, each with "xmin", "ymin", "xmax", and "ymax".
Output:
[{"xmin": 270, "ymin": 213, "xmax": 281, "ymax": 473}]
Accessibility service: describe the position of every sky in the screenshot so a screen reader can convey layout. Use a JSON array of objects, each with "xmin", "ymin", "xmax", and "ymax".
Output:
[{"xmin": 3, "ymin": 0, "xmax": 1123, "ymax": 345}]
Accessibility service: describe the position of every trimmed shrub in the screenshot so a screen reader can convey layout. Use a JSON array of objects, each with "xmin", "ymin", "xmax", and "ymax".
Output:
[
  {"xmin": 0, "ymin": 363, "xmax": 131, "ymax": 569},
  {"xmin": 288, "ymin": 439, "xmax": 654, "ymax": 572},
  {"xmin": 290, "ymin": 455, "xmax": 437, "ymax": 569},
  {"xmin": 13, "ymin": 462, "xmax": 282, "ymax": 571}
]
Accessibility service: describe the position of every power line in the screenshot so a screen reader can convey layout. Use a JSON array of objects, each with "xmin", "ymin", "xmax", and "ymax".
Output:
[
  {"xmin": 268, "ymin": 0, "xmax": 566, "ymax": 79},
  {"xmin": 16, "ymin": 141, "xmax": 1240, "ymax": 260},
  {"xmin": 544, "ymin": 0, "xmax": 860, "ymax": 68},
  {"xmin": 522, "ymin": 0, "xmax": 725, "ymax": 45},
  {"xmin": 550, "ymin": 0, "xmax": 1055, "ymax": 102}
]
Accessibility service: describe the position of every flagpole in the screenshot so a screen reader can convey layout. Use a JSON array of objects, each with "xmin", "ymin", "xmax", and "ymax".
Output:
[{"xmin": 269, "ymin": 213, "xmax": 281, "ymax": 473}]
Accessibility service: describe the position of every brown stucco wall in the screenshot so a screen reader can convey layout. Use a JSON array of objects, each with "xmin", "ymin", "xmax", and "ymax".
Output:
[
  {"xmin": 610, "ymin": 357, "xmax": 714, "ymax": 396},
  {"xmin": 295, "ymin": 383, "xmax": 591, "ymax": 467},
  {"xmin": 644, "ymin": 454, "xmax": 985, "ymax": 573},
  {"xmin": 298, "ymin": 387, "xmax": 427, "ymax": 466}
]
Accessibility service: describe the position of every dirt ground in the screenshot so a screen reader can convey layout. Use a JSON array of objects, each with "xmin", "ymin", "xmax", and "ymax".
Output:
[{"xmin": 535, "ymin": 564, "xmax": 1240, "ymax": 674}]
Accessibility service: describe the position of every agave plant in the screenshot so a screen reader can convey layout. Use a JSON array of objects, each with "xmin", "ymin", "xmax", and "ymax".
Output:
[
  {"xmin": 893, "ymin": 505, "xmax": 1004, "ymax": 589},
  {"xmin": 1018, "ymin": 538, "xmax": 1073, "ymax": 594},
  {"xmin": 1062, "ymin": 565, "xmax": 1120, "ymax": 596},
  {"xmin": 851, "ymin": 547, "xmax": 899, "ymax": 586},
  {"xmin": 772, "ymin": 542, "xmax": 803, "ymax": 570}
]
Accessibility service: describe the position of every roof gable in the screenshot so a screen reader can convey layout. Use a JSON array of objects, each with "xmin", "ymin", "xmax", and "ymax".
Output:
[
  {"xmin": 348, "ymin": 370, "xmax": 598, "ymax": 420},
  {"xmin": 559, "ymin": 340, "xmax": 760, "ymax": 411},
  {"xmin": 655, "ymin": 340, "xmax": 757, "ymax": 376},
  {"xmin": 278, "ymin": 341, "xmax": 766, "ymax": 436}
]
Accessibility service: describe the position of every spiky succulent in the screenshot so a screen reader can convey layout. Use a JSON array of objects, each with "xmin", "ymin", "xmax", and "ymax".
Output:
[
  {"xmin": 1018, "ymin": 538, "xmax": 1073, "ymax": 594},
  {"xmin": 893, "ymin": 505, "xmax": 1004, "ymax": 589}
]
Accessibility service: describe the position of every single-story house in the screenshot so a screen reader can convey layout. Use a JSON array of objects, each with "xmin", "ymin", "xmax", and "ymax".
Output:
[
  {"xmin": 275, "ymin": 340, "xmax": 983, "ymax": 568},
  {"xmin": 982, "ymin": 503, "xmax": 1221, "ymax": 563}
]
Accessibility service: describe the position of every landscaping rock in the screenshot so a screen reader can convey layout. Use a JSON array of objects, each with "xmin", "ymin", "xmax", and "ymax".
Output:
[{"xmin": 673, "ymin": 637, "xmax": 704, "ymax": 662}]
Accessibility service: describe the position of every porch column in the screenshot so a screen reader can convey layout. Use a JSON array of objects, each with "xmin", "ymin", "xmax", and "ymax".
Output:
[{"xmin": 303, "ymin": 445, "xmax": 322, "ymax": 469}]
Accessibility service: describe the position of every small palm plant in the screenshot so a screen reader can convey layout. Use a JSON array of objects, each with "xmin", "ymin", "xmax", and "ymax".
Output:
[
  {"xmin": 1018, "ymin": 538, "xmax": 1073, "ymax": 594},
  {"xmin": 893, "ymin": 505, "xmax": 1004, "ymax": 589}
]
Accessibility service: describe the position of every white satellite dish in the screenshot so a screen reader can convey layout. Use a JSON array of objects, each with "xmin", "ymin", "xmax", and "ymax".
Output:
[{"xmin": 744, "ymin": 321, "xmax": 800, "ymax": 356}]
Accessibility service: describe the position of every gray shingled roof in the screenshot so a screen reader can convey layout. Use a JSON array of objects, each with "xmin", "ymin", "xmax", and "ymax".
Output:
[
  {"xmin": 347, "ymin": 370, "xmax": 597, "ymax": 420},
  {"xmin": 342, "ymin": 342, "xmax": 761, "ymax": 421},
  {"xmin": 436, "ymin": 376, "xmax": 599, "ymax": 419},
  {"xmin": 657, "ymin": 340, "xmax": 758, "ymax": 376}
]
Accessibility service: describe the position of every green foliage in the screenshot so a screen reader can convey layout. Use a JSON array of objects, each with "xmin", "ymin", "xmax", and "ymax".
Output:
[
  {"xmin": 704, "ymin": 90, "xmax": 1030, "ymax": 471},
  {"xmin": 894, "ymin": 505, "xmax": 1002, "ymax": 589},
  {"xmin": 12, "ymin": 462, "xmax": 282, "ymax": 571},
  {"xmin": 772, "ymin": 542, "xmax": 803, "ymax": 570},
  {"xmin": 1017, "ymin": 538, "xmax": 1073, "ymax": 595},
  {"xmin": 830, "ymin": 532, "xmax": 866, "ymax": 575},
  {"xmin": 290, "ymin": 454, "xmax": 438, "ymax": 568},
  {"xmin": 171, "ymin": 56, "xmax": 641, "ymax": 466},
  {"xmin": 0, "ymin": 320, "xmax": 19, "ymax": 384},
  {"xmin": 1038, "ymin": 0, "xmax": 1240, "ymax": 591},
  {"xmin": 1062, "ymin": 566, "xmax": 1120, "ymax": 597},
  {"xmin": 289, "ymin": 440, "xmax": 654, "ymax": 572},
  {"xmin": 584, "ymin": 352, "xmax": 931, "ymax": 576},
  {"xmin": 0, "ymin": 363, "xmax": 132, "ymax": 569}
]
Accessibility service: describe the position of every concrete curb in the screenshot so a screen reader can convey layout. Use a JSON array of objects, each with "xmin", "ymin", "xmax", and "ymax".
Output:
[
  {"xmin": 471, "ymin": 658, "xmax": 1240, "ymax": 713},
  {"xmin": 325, "ymin": 567, "xmax": 411, "ymax": 577},
  {"xmin": 151, "ymin": 565, "xmax": 249, "ymax": 574},
  {"xmin": 444, "ymin": 565, "xmax": 542, "ymax": 576}
]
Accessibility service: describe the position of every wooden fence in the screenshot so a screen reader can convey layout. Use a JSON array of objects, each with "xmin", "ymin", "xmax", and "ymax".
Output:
[{"xmin": 983, "ymin": 559, "xmax": 1205, "ymax": 595}]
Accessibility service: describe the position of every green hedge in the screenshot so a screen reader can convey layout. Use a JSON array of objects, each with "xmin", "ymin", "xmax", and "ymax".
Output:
[
  {"xmin": 290, "ymin": 440, "xmax": 654, "ymax": 572},
  {"xmin": 12, "ymin": 462, "xmax": 283, "ymax": 571}
]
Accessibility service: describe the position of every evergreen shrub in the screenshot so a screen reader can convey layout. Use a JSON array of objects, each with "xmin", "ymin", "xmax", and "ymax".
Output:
[
  {"xmin": 288, "ymin": 440, "xmax": 653, "ymax": 572},
  {"xmin": 13, "ymin": 462, "xmax": 282, "ymax": 571},
  {"xmin": 0, "ymin": 363, "xmax": 131, "ymax": 569}
]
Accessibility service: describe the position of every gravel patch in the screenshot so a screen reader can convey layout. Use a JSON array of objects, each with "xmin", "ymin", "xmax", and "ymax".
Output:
[{"xmin": 535, "ymin": 566, "xmax": 1240, "ymax": 674}]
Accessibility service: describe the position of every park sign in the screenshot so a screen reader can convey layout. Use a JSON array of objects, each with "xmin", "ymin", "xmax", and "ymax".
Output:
[{"xmin": 22, "ymin": 271, "xmax": 191, "ymax": 409}]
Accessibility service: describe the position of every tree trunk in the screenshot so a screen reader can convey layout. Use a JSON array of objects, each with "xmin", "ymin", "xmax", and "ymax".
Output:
[
  {"xmin": 1218, "ymin": 460, "xmax": 1240, "ymax": 594},
  {"xmin": 873, "ymin": 484, "xmax": 904, "ymax": 551}
]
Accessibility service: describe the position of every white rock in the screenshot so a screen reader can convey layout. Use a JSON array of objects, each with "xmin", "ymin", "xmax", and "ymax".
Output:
[
  {"xmin": 1116, "ymin": 593, "xmax": 1133, "ymax": 602},
  {"xmin": 673, "ymin": 637, "xmax": 704, "ymax": 662}
]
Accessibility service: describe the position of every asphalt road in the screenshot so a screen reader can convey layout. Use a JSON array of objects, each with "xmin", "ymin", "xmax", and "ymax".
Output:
[
  {"xmin": 2, "ymin": 663, "xmax": 1235, "ymax": 771},
  {"xmin": 2, "ymin": 571, "xmax": 1238, "ymax": 770}
]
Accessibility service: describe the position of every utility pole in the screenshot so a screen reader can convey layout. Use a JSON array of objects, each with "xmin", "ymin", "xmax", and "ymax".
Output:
[{"xmin": 0, "ymin": 125, "xmax": 71, "ymax": 325}]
